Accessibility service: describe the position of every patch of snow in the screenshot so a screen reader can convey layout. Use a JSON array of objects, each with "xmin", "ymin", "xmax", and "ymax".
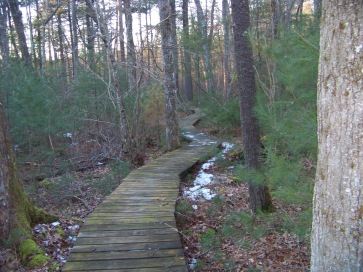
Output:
[
  {"xmin": 192, "ymin": 205, "xmax": 198, "ymax": 210},
  {"xmin": 355, "ymin": 44, "xmax": 362, "ymax": 53},
  {"xmin": 189, "ymin": 258, "xmax": 197, "ymax": 269},
  {"xmin": 221, "ymin": 142, "xmax": 234, "ymax": 154},
  {"xmin": 63, "ymin": 133, "xmax": 72, "ymax": 138},
  {"xmin": 51, "ymin": 221, "xmax": 60, "ymax": 227}
]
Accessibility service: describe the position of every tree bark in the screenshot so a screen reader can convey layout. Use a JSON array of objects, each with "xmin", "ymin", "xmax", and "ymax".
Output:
[
  {"xmin": 222, "ymin": 0, "xmax": 231, "ymax": 99},
  {"xmin": 231, "ymin": 0, "xmax": 273, "ymax": 213},
  {"xmin": 123, "ymin": 0, "xmax": 137, "ymax": 91},
  {"xmin": 117, "ymin": 0, "xmax": 126, "ymax": 63},
  {"xmin": 194, "ymin": 0, "xmax": 214, "ymax": 92},
  {"xmin": 0, "ymin": 2, "xmax": 8, "ymax": 65},
  {"xmin": 0, "ymin": 102, "xmax": 57, "ymax": 240},
  {"xmin": 311, "ymin": 1, "xmax": 363, "ymax": 271},
  {"xmin": 182, "ymin": 0, "xmax": 193, "ymax": 101},
  {"xmin": 7, "ymin": 0, "xmax": 31, "ymax": 65},
  {"xmin": 159, "ymin": 0, "xmax": 180, "ymax": 151}
]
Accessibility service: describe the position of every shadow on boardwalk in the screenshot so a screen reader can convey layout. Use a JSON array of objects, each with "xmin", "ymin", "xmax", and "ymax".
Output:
[{"xmin": 63, "ymin": 110, "xmax": 220, "ymax": 271}]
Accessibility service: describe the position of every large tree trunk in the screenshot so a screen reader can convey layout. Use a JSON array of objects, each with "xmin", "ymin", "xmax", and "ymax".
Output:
[
  {"xmin": 159, "ymin": 0, "xmax": 180, "ymax": 152},
  {"xmin": 7, "ymin": 0, "xmax": 31, "ymax": 65},
  {"xmin": 182, "ymin": 0, "xmax": 193, "ymax": 101},
  {"xmin": 0, "ymin": 103, "xmax": 57, "ymax": 240},
  {"xmin": 311, "ymin": 2, "xmax": 363, "ymax": 271},
  {"xmin": 231, "ymin": 0, "xmax": 273, "ymax": 213}
]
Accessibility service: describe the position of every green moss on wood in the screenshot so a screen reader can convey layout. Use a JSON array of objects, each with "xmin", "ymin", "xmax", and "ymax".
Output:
[{"xmin": 28, "ymin": 254, "xmax": 51, "ymax": 268}]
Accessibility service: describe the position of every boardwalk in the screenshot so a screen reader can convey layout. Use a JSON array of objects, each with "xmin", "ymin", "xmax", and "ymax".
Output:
[{"xmin": 63, "ymin": 110, "xmax": 220, "ymax": 271}]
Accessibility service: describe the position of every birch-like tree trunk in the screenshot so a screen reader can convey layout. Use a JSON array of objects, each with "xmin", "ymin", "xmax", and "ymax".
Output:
[
  {"xmin": 0, "ymin": 2, "xmax": 8, "ymax": 64},
  {"xmin": 222, "ymin": 0, "xmax": 231, "ymax": 99},
  {"xmin": 124, "ymin": 0, "xmax": 137, "ymax": 91},
  {"xmin": 182, "ymin": 0, "xmax": 193, "ymax": 101},
  {"xmin": 194, "ymin": 0, "xmax": 214, "ymax": 92},
  {"xmin": 159, "ymin": 0, "xmax": 180, "ymax": 151},
  {"xmin": 117, "ymin": 0, "xmax": 126, "ymax": 64},
  {"xmin": 311, "ymin": 2, "xmax": 363, "ymax": 271},
  {"xmin": 231, "ymin": 0, "xmax": 273, "ymax": 212}
]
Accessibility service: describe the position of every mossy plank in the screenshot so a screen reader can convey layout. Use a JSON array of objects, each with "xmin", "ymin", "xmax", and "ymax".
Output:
[
  {"xmin": 67, "ymin": 248, "xmax": 183, "ymax": 261},
  {"xmin": 63, "ymin": 256, "xmax": 186, "ymax": 270}
]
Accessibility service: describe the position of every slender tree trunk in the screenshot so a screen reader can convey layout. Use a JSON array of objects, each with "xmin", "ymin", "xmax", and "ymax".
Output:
[
  {"xmin": 117, "ymin": 0, "xmax": 126, "ymax": 63},
  {"xmin": 170, "ymin": 0, "xmax": 179, "ymax": 92},
  {"xmin": 182, "ymin": 0, "xmax": 193, "ymax": 101},
  {"xmin": 0, "ymin": 2, "xmax": 8, "ymax": 65},
  {"xmin": 7, "ymin": 0, "xmax": 31, "ymax": 65},
  {"xmin": 194, "ymin": 0, "xmax": 214, "ymax": 92},
  {"xmin": 159, "ymin": 0, "xmax": 180, "ymax": 151},
  {"xmin": 231, "ymin": 0, "xmax": 273, "ymax": 213},
  {"xmin": 222, "ymin": 0, "xmax": 231, "ymax": 99},
  {"xmin": 123, "ymin": 0, "xmax": 137, "ymax": 91},
  {"xmin": 313, "ymin": 0, "xmax": 321, "ymax": 20},
  {"xmin": 71, "ymin": 0, "xmax": 78, "ymax": 83},
  {"xmin": 57, "ymin": 13, "xmax": 68, "ymax": 96},
  {"xmin": 311, "ymin": 1, "xmax": 363, "ymax": 271},
  {"xmin": 86, "ymin": 1, "xmax": 95, "ymax": 69},
  {"xmin": 86, "ymin": 0, "xmax": 130, "ymax": 156},
  {"xmin": 270, "ymin": 0, "xmax": 279, "ymax": 39},
  {"xmin": 7, "ymin": 9, "xmax": 19, "ymax": 59}
]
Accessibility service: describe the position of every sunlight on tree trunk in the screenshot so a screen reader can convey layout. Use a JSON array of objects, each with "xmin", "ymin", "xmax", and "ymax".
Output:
[
  {"xmin": 158, "ymin": 0, "xmax": 180, "ymax": 152},
  {"xmin": 311, "ymin": 1, "xmax": 363, "ymax": 270}
]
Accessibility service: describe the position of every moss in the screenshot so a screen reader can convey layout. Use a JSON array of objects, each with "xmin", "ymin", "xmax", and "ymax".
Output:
[
  {"xmin": 19, "ymin": 239, "xmax": 42, "ymax": 262},
  {"xmin": 28, "ymin": 254, "xmax": 51, "ymax": 268},
  {"xmin": 39, "ymin": 179, "xmax": 54, "ymax": 189},
  {"xmin": 55, "ymin": 226, "xmax": 65, "ymax": 237},
  {"xmin": 51, "ymin": 264, "xmax": 60, "ymax": 271}
]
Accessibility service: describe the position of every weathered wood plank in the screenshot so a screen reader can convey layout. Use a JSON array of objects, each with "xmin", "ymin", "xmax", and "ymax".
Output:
[
  {"xmin": 77, "ymin": 228, "xmax": 177, "ymax": 238},
  {"xmin": 69, "ymin": 240, "xmax": 183, "ymax": 253},
  {"xmin": 80, "ymin": 222, "xmax": 177, "ymax": 232},
  {"xmin": 67, "ymin": 248, "xmax": 183, "ymax": 261},
  {"xmin": 63, "ymin": 256, "xmax": 186, "ymax": 270}
]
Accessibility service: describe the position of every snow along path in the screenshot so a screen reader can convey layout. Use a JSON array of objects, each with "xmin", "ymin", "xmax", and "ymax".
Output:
[{"xmin": 62, "ymin": 109, "xmax": 221, "ymax": 271}]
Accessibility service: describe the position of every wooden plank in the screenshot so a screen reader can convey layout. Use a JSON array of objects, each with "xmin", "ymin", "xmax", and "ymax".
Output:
[
  {"xmin": 78, "ymin": 228, "xmax": 177, "ymax": 238},
  {"xmin": 63, "ymin": 256, "xmax": 186, "ymax": 270},
  {"xmin": 84, "ymin": 217, "xmax": 173, "ymax": 224},
  {"xmin": 80, "ymin": 222, "xmax": 177, "ymax": 232},
  {"xmin": 67, "ymin": 248, "xmax": 183, "ymax": 261},
  {"xmin": 80, "ymin": 265, "xmax": 188, "ymax": 272},
  {"xmin": 69, "ymin": 240, "xmax": 183, "ymax": 253}
]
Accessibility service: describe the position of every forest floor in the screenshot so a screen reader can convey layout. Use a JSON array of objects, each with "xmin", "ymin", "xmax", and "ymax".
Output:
[{"xmin": 0, "ymin": 126, "xmax": 311, "ymax": 272}]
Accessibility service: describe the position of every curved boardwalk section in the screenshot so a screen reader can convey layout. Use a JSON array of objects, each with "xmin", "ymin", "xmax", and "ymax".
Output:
[{"xmin": 63, "ymin": 111, "xmax": 219, "ymax": 271}]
